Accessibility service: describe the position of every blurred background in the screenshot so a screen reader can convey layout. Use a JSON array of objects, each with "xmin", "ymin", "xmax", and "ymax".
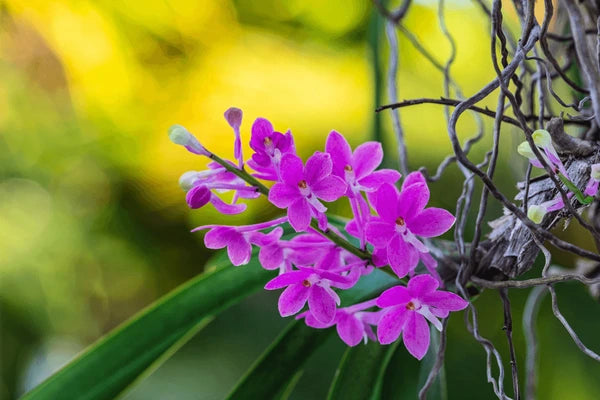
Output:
[{"xmin": 1, "ymin": 0, "xmax": 600, "ymax": 399}]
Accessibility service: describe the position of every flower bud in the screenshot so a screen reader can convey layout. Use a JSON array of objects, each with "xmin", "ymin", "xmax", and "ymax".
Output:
[
  {"xmin": 168, "ymin": 124, "xmax": 210, "ymax": 156},
  {"xmin": 179, "ymin": 171, "xmax": 200, "ymax": 191},
  {"xmin": 532, "ymin": 129, "xmax": 551, "ymax": 147},
  {"xmin": 527, "ymin": 204, "xmax": 546, "ymax": 224},
  {"xmin": 517, "ymin": 141, "xmax": 535, "ymax": 159},
  {"xmin": 591, "ymin": 163, "xmax": 600, "ymax": 181},
  {"xmin": 224, "ymin": 107, "xmax": 243, "ymax": 130}
]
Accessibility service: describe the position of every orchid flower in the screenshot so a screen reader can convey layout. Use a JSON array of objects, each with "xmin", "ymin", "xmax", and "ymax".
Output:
[
  {"xmin": 247, "ymin": 118, "xmax": 295, "ymax": 180},
  {"xmin": 377, "ymin": 274, "xmax": 468, "ymax": 359},
  {"xmin": 268, "ymin": 152, "xmax": 347, "ymax": 231}
]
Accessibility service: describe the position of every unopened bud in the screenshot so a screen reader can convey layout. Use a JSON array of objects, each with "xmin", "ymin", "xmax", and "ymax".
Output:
[
  {"xmin": 591, "ymin": 164, "xmax": 600, "ymax": 181},
  {"xmin": 527, "ymin": 204, "xmax": 546, "ymax": 224},
  {"xmin": 168, "ymin": 124, "xmax": 209, "ymax": 156},
  {"xmin": 532, "ymin": 129, "xmax": 551, "ymax": 147},
  {"xmin": 179, "ymin": 171, "xmax": 200, "ymax": 191},
  {"xmin": 517, "ymin": 141, "xmax": 535, "ymax": 159},
  {"xmin": 224, "ymin": 107, "xmax": 243, "ymax": 130}
]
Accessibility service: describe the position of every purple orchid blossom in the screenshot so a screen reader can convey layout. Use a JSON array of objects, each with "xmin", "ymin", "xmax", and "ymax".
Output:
[
  {"xmin": 265, "ymin": 266, "xmax": 359, "ymax": 324},
  {"xmin": 268, "ymin": 152, "xmax": 347, "ymax": 232},
  {"xmin": 247, "ymin": 118, "xmax": 295, "ymax": 180},
  {"xmin": 192, "ymin": 218, "xmax": 286, "ymax": 266},
  {"xmin": 377, "ymin": 274, "xmax": 468, "ymax": 359},
  {"xmin": 297, "ymin": 299, "xmax": 381, "ymax": 346},
  {"xmin": 365, "ymin": 173, "xmax": 455, "ymax": 278},
  {"xmin": 325, "ymin": 130, "xmax": 401, "ymax": 246},
  {"xmin": 584, "ymin": 163, "xmax": 600, "ymax": 197},
  {"xmin": 517, "ymin": 129, "xmax": 570, "ymax": 178}
]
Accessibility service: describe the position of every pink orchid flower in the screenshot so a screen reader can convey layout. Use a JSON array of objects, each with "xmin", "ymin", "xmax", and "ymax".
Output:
[
  {"xmin": 365, "ymin": 173, "xmax": 455, "ymax": 278},
  {"xmin": 377, "ymin": 274, "xmax": 468, "ymax": 359},
  {"xmin": 247, "ymin": 118, "xmax": 295, "ymax": 180},
  {"xmin": 268, "ymin": 152, "xmax": 347, "ymax": 232}
]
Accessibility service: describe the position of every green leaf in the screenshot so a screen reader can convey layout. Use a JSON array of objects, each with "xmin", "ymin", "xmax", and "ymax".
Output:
[
  {"xmin": 557, "ymin": 173, "xmax": 593, "ymax": 205},
  {"xmin": 22, "ymin": 257, "xmax": 274, "ymax": 400},
  {"xmin": 416, "ymin": 326, "xmax": 447, "ymax": 400},
  {"xmin": 327, "ymin": 341, "xmax": 399, "ymax": 400},
  {"xmin": 226, "ymin": 270, "xmax": 398, "ymax": 399}
]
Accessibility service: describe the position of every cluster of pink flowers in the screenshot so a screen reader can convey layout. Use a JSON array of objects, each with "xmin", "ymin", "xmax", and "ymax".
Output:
[{"xmin": 170, "ymin": 108, "xmax": 468, "ymax": 359}]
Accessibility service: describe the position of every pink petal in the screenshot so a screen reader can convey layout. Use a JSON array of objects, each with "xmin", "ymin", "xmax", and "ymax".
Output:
[
  {"xmin": 372, "ymin": 247, "xmax": 389, "ymax": 267},
  {"xmin": 224, "ymin": 107, "xmax": 243, "ymax": 130},
  {"xmin": 311, "ymin": 176, "xmax": 347, "ymax": 201},
  {"xmin": 278, "ymin": 284, "xmax": 311, "ymax": 317},
  {"xmin": 401, "ymin": 171, "xmax": 426, "ymax": 191},
  {"xmin": 352, "ymin": 142, "xmax": 383, "ymax": 179},
  {"xmin": 377, "ymin": 306, "xmax": 409, "ymax": 345},
  {"xmin": 204, "ymin": 227, "xmax": 238, "ymax": 249},
  {"xmin": 226, "ymin": 234, "xmax": 252, "ymax": 266},
  {"xmin": 265, "ymin": 270, "xmax": 312, "ymax": 290},
  {"xmin": 288, "ymin": 198, "xmax": 312, "ymax": 232},
  {"xmin": 210, "ymin": 196, "xmax": 246, "ymax": 214},
  {"xmin": 249, "ymin": 118, "xmax": 273, "ymax": 151},
  {"xmin": 408, "ymin": 208, "xmax": 455, "ymax": 237},
  {"xmin": 397, "ymin": 182, "xmax": 429, "ymax": 218},
  {"xmin": 376, "ymin": 286, "xmax": 411, "ymax": 308},
  {"xmin": 325, "ymin": 130, "xmax": 352, "ymax": 177},
  {"xmin": 387, "ymin": 235, "xmax": 419, "ymax": 278},
  {"xmin": 302, "ymin": 311, "xmax": 335, "ymax": 329},
  {"xmin": 269, "ymin": 182, "xmax": 300, "ymax": 208},
  {"xmin": 358, "ymin": 169, "xmax": 402, "ymax": 191},
  {"xmin": 336, "ymin": 313, "xmax": 364, "ymax": 346},
  {"xmin": 422, "ymin": 291, "xmax": 468, "ymax": 311},
  {"xmin": 407, "ymin": 274, "xmax": 439, "ymax": 296},
  {"xmin": 375, "ymin": 183, "xmax": 399, "ymax": 222},
  {"xmin": 305, "ymin": 152, "xmax": 332, "ymax": 186},
  {"xmin": 280, "ymin": 153, "xmax": 304, "ymax": 185},
  {"xmin": 186, "ymin": 185, "xmax": 211, "ymax": 209},
  {"xmin": 308, "ymin": 284, "xmax": 337, "ymax": 323},
  {"xmin": 402, "ymin": 313, "xmax": 430, "ymax": 360},
  {"xmin": 258, "ymin": 244, "xmax": 284, "ymax": 270},
  {"xmin": 365, "ymin": 220, "xmax": 396, "ymax": 248}
]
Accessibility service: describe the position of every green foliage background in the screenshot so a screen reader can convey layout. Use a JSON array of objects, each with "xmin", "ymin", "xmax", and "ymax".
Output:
[{"xmin": 1, "ymin": 1, "xmax": 600, "ymax": 399}]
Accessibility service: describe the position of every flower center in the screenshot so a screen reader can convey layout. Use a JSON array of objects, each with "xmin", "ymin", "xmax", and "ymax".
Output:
[
  {"xmin": 406, "ymin": 301, "xmax": 415, "ymax": 310},
  {"xmin": 395, "ymin": 216, "xmax": 405, "ymax": 226},
  {"xmin": 302, "ymin": 279, "xmax": 311, "ymax": 288},
  {"xmin": 344, "ymin": 164, "xmax": 353, "ymax": 172},
  {"xmin": 264, "ymin": 137, "xmax": 273, "ymax": 146},
  {"xmin": 298, "ymin": 180, "xmax": 308, "ymax": 189}
]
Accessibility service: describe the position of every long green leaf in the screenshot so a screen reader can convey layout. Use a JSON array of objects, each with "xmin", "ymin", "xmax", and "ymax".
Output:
[
  {"xmin": 416, "ymin": 326, "xmax": 447, "ymax": 400},
  {"xmin": 22, "ymin": 258, "xmax": 274, "ymax": 400},
  {"xmin": 327, "ymin": 341, "xmax": 399, "ymax": 400},
  {"xmin": 227, "ymin": 270, "xmax": 398, "ymax": 399}
]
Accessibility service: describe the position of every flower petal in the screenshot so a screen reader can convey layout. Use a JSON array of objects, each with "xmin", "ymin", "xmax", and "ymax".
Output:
[
  {"xmin": 288, "ymin": 198, "xmax": 312, "ymax": 231},
  {"xmin": 325, "ymin": 130, "xmax": 352, "ymax": 177},
  {"xmin": 186, "ymin": 185, "xmax": 211, "ymax": 209},
  {"xmin": 226, "ymin": 234, "xmax": 252, "ymax": 266},
  {"xmin": 249, "ymin": 118, "xmax": 273, "ymax": 151},
  {"xmin": 278, "ymin": 284, "xmax": 311, "ymax": 317},
  {"xmin": 269, "ymin": 182, "xmax": 300, "ymax": 208},
  {"xmin": 408, "ymin": 208, "xmax": 455, "ymax": 237},
  {"xmin": 305, "ymin": 152, "xmax": 333, "ymax": 186},
  {"xmin": 311, "ymin": 175, "xmax": 347, "ymax": 201},
  {"xmin": 280, "ymin": 153, "xmax": 304, "ymax": 185},
  {"xmin": 365, "ymin": 220, "xmax": 396, "ymax": 248},
  {"xmin": 407, "ymin": 274, "xmax": 439, "ymax": 297},
  {"xmin": 401, "ymin": 171, "xmax": 426, "ymax": 191},
  {"xmin": 397, "ymin": 182, "xmax": 429, "ymax": 218},
  {"xmin": 422, "ymin": 291, "xmax": 469, "ymax": 312},
  {"xmin": 352, "ymin": 142, "xmax": 383, "ymax": 179},
  {"xmin": 336, "ymin": 313, "xmax": 364, "ymax": 346},
  {"xmin": 258, "ymin": 244, "xmax": 284, "ymax": 270},
  {"xmin": 375, "ymin": 183, "xmax": 399, "ymax": 222},
  {"xmin": 402, "ymin": 313, "xmax": 430, "ymax": 360},
  {"xmin": 377, "ymin": 306, "xmax": 409, "ymax": 345},
  {"xmin": 376, "ymin": 285, "xmax": 411, "ymax": 308},
  {"xmin": 358, "ymin": 169, "xmax": 402, "ymax": 191},
  {"xmin": 265, "ymin": 270, "xmax": 312, "ymax": 290},
  {"xmin": 387, "ymin": 235, "xmax": 419, "ymax": 278},
  {"xmin": 204, "ymin": 227, "xmax": 238, "ymax": 249},
  {"xmin": 210, "ymin": 196, "xmax": 246, "ymax": 214},
  {"xmin": 308, "ymin": 284, "xmax": 337, "ymax": 323}
]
